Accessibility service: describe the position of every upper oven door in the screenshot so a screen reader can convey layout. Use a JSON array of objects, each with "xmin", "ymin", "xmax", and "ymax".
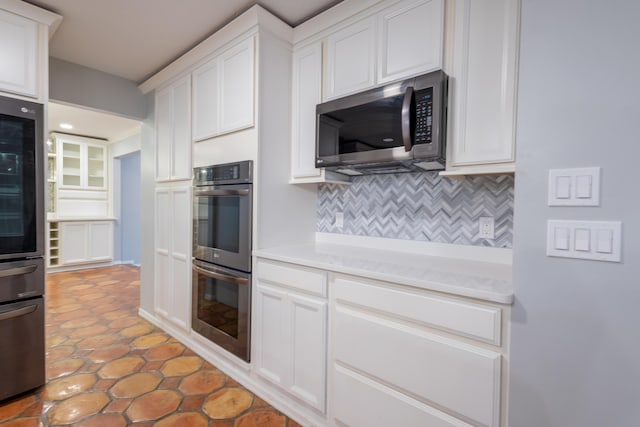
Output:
[{"xmin": 193, "ymin": 184, "xmax": 252, "ymax": 272}]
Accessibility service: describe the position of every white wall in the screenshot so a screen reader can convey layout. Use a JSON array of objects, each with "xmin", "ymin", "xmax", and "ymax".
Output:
[{"xmin": 510, "ymin": 1, "xmax": 640, "ymax": 425}]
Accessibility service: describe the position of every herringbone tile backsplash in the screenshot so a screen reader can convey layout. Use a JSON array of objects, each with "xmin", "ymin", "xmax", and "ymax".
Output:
[{"xmin": 317, "ymin": 172, "xmax": 514, "ymax": 248}]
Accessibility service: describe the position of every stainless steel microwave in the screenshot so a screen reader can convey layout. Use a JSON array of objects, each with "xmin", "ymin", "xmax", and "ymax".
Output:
[{"xmin": 316, "ymin": 70, "xmax": 448, "ymax": 175}]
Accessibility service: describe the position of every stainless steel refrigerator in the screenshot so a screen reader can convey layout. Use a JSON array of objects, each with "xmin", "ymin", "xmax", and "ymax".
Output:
[{"xmin": 0, "ymin": 95, "xmax": 45, "ymax": 401}]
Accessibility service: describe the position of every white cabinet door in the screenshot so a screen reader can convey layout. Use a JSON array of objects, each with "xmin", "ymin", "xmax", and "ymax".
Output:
[
  {"xmin": 0, "ymin": 9, "xmax": 37, "ymax": 97},
  {"xmin": 254, "ymin": 275, "xmax": 328, "ymax": 413},
  {"xmin": 170, "ymin": 186, "xmax": 192, "ymax": 329},
  {"xmin": 289, "ymin": 293, "xmax": 327, "ymax": 411},
  {"xmin": 59, "ymin": 222, "xmax": 87, "ymax": 265},
  {"xmin": 57, "ymin": 136, "xmax": 107, "ymax": 190},
  {"xmin": 155, "ymin": 76, "xmax": 191, "ymax": 181},
  {"xmin": 192, "ymin": 60, "xmax": 219, "ymax": 141},
  {"xmin": 192, "ymin": 37, "xmax": 255, "ymax": 141},
  {"xmin": 155, "ymin": 189, "xmax": 171, "ymax": 319},
  {"xmin": 255, "ymin": 283, "xmax": 289, "ymax": 387},
  {"xmin": 291, "ymin": 43, "xmax": 323, "ymax": 180},
  {"xmin": 325, "ymin": 17, "xmax": 376, "ymax": 100},
  {"xmin": 87, "ymin": 222, "xmax": 113, "ymax": 262},
  {"xmin": 155, "ymin": 88, "xmax": 173, "ymax": 181},
  {"xmin": 447, "ymin": 0, "xmax": 520, "ymax": 169},
  {"xmin": 154, "ymin": 185, "xmax": 192, "ymax": 329},
  {"xmin": 377, "ymin": 0, "xmax": 444, "ymax": 84},
  {"xmin": 220, "ymin": 37, "xmax": 254, "ymax": 133},
  {"xmin": 58, "ymin": 221, "xmax": 113, "ymax": 266},
  {"xmin": 172, "ymin": 77, "xmax": 191, "ymax": 181}
]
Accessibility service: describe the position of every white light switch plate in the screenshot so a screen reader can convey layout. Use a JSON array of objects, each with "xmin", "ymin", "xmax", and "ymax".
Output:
[
  {"xmin": 547, "ymin": 220, "xmax": 622, "ymax": 262},
  {"xmin": 548, "ymin": 167, "xmax": 601, "ymax": 206}
]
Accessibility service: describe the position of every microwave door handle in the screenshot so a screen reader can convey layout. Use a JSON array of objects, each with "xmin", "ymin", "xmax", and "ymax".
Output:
[
  {"xmin": 196, "ymin": 189, "xmax": 250, "ymax": 197},
  {"xmin": 401, "ymin": 86, "xmax": 414, "ymax": 152},
  {"xmin": 192, "ymin": 265, "xmax": 249, "ymax": 286}
]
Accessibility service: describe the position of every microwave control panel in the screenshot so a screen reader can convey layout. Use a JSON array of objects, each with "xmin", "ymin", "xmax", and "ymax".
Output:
[{"xmin": 415, "ymin": 87, "xmax": 433, "ymax": 145}]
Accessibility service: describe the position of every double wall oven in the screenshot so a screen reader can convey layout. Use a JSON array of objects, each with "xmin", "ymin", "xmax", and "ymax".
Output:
[
  {"xmin": 0, "ymin": 95, "xmax": 45, "ymax": 401},
  {"xmin": 192, "ymin": 161, "xmax": 253, "ymax": 362}
]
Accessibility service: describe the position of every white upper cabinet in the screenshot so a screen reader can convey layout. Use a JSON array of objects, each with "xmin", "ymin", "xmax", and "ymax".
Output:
[
  {"xmin": 56, "ymin": 136, "xmax": 107, "ymax": 190},
  {"xmin": 155, "ymin": 75, "xmax": 192, "ymax": 181},
  {"xmin": 291, "ymin": 43, "xmax": 323, "ymax": 180},
  {"xmin": 192, "ymin": 61, "xmax": 219, "ymax": 141},
  {"xmin": 192, "ymin": 37, "xmax": 255, "ymax": 141},
  {"xmin": 220, "ymin": 37, "xmax": 254, "ymax": 132},
  {"xmin": 0, "ymin": 9, "xmax": 37, "ymax": 98},
  {"xmin": 325, "ymin": 17, "xmax": 376, "ymax": 100},
  {"xmin": 324, "ymin": 0, "xmax": 444, "ymax": 100},
  {"xmin": 445, "ymin": 0, "xmax": 520, "ymax": 173},
  {"xmin": 377, "ymin": 0, "xmax": 444, "ymax": 84}
]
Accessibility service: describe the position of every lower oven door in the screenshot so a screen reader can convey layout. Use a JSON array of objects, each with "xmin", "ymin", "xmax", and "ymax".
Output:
[
  {"xmin": 0, "ymin": 296, "xmax": 45, "ymax": 400},
  {"xmin": 192, "ymin": 259, "xmax": 251, "ymax": 362}
]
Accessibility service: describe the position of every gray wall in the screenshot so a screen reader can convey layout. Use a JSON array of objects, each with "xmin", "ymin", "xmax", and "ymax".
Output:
[
  {"xmin": 49, "ymin": 58, "xmax": 147, "ymax": 120},
  {"xmin": 510, "ymin": 1, "xmax": 640, "ymax": 425},
  {"xmin": 119, "ymin": 151, "xmax": 141, "ymax": 265}
]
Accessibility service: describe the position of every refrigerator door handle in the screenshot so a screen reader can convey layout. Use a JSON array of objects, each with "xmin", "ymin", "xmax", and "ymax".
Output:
[
  {"xmin": 0, "ymin": 265, "xmax": 37, "ymax": 278},
  {"xmin": 0, "ymin": 304, "xmax": 37, "ymax": 321}
]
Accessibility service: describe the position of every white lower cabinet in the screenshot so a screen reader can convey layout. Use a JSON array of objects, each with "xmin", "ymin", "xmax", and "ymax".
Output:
[
  {"xmin": 254, "ymin": 260, "xmax": 327, "ymax": 412},
  {"xmin": 154, "ymin": 184, "xmax": 192, "ymax": 330},
  {"xmin": 57, "ymin": 221, "xmax": 114, "ymax": 266},
  {"xmin": 252, "ymin": 259, "xmax": 509, "ymax": 427},
  {"xmin": 329, "ymin": 274, "xmax": 506, "ymax": 427}
]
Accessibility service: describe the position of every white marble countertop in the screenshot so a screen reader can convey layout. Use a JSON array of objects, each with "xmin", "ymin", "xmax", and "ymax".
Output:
[{"xmin": 254, "ymin": 239, "xmax": 513, "ymax": 304}]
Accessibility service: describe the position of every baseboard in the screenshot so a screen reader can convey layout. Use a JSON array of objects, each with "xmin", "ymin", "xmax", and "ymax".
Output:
[{"xmin": 137, "ymin": 308, "xmax": 327, "ymax": 427}]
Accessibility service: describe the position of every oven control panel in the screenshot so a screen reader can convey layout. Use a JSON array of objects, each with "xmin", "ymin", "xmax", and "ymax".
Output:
[{"xmin": 194, "ymin": 160, "xmax": 253, "ymax": 186}]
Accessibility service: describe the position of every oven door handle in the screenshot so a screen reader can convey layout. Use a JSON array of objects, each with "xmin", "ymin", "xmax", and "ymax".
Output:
[
  {"xmin": 193, "ymin": 265, "xmax": 249, "ymax": 286},
  {"xmin": 195, "ymin": 189, "xmax": 250, "ymax": 197},
  {"xmin": 0, "ymin": 304, "xmax": 37, "ymax": 321},
  {"xmin": 0, "ymin": 265, "xmax": 37, "ymax": 278}
]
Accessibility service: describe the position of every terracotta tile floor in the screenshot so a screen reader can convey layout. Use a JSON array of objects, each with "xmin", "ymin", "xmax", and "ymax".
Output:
[{"xmin": 0, "ymin": 265, "xmax": 301, "ymax": 427}]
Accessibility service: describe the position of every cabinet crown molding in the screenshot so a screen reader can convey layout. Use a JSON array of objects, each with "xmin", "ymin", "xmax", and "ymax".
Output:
[
  {"xmin": 139, "ymin": 4, "xmax": 292, "ymax": 94},
  {"xmin": 0, "ymin": 0, "xmax": 62, "ymax": 37}
]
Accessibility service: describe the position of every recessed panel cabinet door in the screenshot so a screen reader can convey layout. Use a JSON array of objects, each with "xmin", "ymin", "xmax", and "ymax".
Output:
[
  {"xmin": 255, "ymin": 284, "xmax": 289, "ymax": 388},
  {"xmin": 155, "ymin": 88, "xmax": 173, "ymax": 181},
  {"xmin": 377, "ymin": 0, "xmax": 444, "ymax": 84},
  {"xmin": 155, "ymin": 189, "xmax": 171, "ymax": 319},
  {"xmin": 220, "ymin": 37, "xmax": 254, "ymax": 133},
  {"xmin": 291, "ymin": 43, "xmax": 323, "ymax": 179},
  {"xmin": 59, "ymin": 223, "xmax": 87, "ymax": 265},
  {"xmin": 448, "ymin": 0, "xmax": 520, "ymax": 167},
  {"xmin": 0, "ymin": 9, "xmax": 37, "ymax": 97},
  {"xmin": 170, "ymin": 186, "xmax": 192, "ymax": 329},
  {"xmin": 171, "ymin": 77, "xmax": 191, "ymax": 180},
  {"xmin": 87, "ymin": 222, "xmax": 113, "ymax": 262},
  {"xmin": 325, "ymin": 17, "xmax": 376, "ymax": 100},
  {"xmin": 192, "ymin": 60, "xmax": 219, "ymax": 141},
  {"xmin": 289, "ymin": 293, "xmax": 327, "ymax": 412}
]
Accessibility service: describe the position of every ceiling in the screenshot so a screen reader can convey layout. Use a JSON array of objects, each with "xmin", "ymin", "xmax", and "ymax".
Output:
[
  {"xmin": 25, "ymin": 0, "xmax": 341, "ymax": 83},
  {"xmin": 48, "ymin": 102, "xmax": 141, "ymax": 142},
  {"xmin": 24, "ymin": 0, "xmax": 341, "ymax": 143}
]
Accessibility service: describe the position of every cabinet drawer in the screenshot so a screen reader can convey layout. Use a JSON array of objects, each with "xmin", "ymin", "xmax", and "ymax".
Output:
[
  {"xmin": 333, "ymin": 365, "xmax": 472, "ymax": 427},
  {"xmin": 255, "ymin": 260, "xmax": 326, "ymax": 297},
  {"xmin": 334, "ymin": 306, "xmax": 501, "ymax": 427},
  {"xmin": 333, "ymin": 276, "xmax": 502, "ymax": 345}
]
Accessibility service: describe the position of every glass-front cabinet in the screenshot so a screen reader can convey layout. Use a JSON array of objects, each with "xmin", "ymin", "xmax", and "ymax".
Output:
[{"xmin": 54, "ymin": 134, "xmax": 107, "ymax": 190}]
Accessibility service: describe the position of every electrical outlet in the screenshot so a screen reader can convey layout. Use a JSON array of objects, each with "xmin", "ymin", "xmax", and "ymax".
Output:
[
  {"xmin": 334, "ymin": 212, "xmax": 344, "ymax": 229},
  {"xmin": 479, "ymin": 216, "xmax": 495, "ymax": 239}
]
